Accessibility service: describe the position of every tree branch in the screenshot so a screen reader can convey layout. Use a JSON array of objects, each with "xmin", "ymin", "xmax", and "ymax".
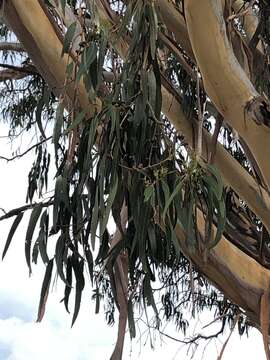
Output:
[
  {"xmin": 0, "ymin": 136, "xmax": 52, "ymax": 162},
  {"xmin": 0, "ymin": 41, "xmax": 25, "ymax": 52},
  {"xmin": 0, "ymin": 200, "xmax": 53, "ymax": 221}
]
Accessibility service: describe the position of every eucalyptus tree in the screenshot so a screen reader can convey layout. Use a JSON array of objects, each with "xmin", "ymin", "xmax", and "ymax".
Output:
[{"xmin": 0, "ymin": 0, "xmax": 270, "ymax": 358}]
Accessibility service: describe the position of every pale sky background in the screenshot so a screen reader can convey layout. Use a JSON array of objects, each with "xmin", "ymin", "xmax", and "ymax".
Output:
[{"xmin": 0, "ymin": 122, "xmax": 266, "ymax": 359}]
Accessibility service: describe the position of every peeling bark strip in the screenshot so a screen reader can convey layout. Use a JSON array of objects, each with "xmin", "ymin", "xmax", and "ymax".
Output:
[{"xmin": 184, "ymin": 0, "xmax": 270, "ymax": 189}]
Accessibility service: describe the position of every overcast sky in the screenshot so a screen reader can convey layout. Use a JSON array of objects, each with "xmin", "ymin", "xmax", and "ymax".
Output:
[{"xmin": 0, "ymin": 123, "xmax": 266, "ymax": 359}]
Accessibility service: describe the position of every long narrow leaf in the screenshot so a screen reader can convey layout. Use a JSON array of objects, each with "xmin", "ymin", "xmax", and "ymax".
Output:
[
  {"xmin": 36, "ymin": 258, "xmax": 54, "ymax": 322},
  {"xmin": 71, "ymin": 256, "xmax": 85, "ymax": 327},
  {"xmin": 25, "ymin": 204, "xmax": 43, "ymax": 274},
  {"xmin": 2, "ymin": 212, "xmax": 24, "ymax": 260}
]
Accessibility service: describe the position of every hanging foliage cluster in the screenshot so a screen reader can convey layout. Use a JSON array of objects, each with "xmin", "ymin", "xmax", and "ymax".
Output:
[{"xmin": 3, "ymin": 0, "xmax": 269, "ymax": 357}]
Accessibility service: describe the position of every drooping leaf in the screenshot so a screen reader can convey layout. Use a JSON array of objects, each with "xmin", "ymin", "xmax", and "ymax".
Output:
[
  {"xmin": 36, "ymin": 258, "xmax": 54, "ymax": 322},
  {"xmin": 90, "ymin": 188, "xmax": 99, "ymax": 251},
  {"xmin": 60, "ymin": 0, "xmax": 66, "ymax": 15},
  {"xmin": 99, "ymin": 174, "xmax": 118, "ymax": 237},
  {"xmin": 62, "ymin": 22, "xmax": 77, "ymax": 56},
  {"xmin": 38, "ymin": 210, "xmax": 50, "ymax": 265},
  {"xmin": 162, "ymin": 178, "xmax": 183, "ymax": 221},
  {"xmin": 71, "ymin": 255, "xmax": 85, "ymax": 327},
  {"xmin": 53, "ymin": 102, "xmax": 64, "ymax": 164},
  {"xmin": 55, "ymin": 233, "xmax": 67, "ymax": 284},
  {"xmin": 64, "ymin": 111, "xmax": 86, "ymax": 134},
  {"xmin": 84, "ymin": 245, "xmax": 93, "ymax": 285},
  {"xmin": 2, "ymin": 212, "xmax": 24, "ymax": 260},
  {"xmin": 25, "ymin": 203, "xmax": 43, "ymax": 274},
  {"xmin": 32, "ymin": 238, "xmax": 39, "ymax": 264},
  {"xmin": 144, "ymin": 185, "xmax": 154, "ymax": 203},
  {"xmin": 143, "ymin": 273, "xmax": 158, "ymax": 317},
  {"xmin": 35, "ymin": 97, "xmax": 46, "ymax": 138},
  {"xmin": 128, "ymin": 299, "xmax": 136, "ymax": 339},
  {"xmin": 64, "ymin": 256, "xmax": 73, "ymax": 314}
]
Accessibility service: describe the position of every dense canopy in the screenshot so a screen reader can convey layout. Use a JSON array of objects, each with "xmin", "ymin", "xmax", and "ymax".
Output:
[{"xmin": 1, "ymin": 0, "xmax": 270, "ymax": 358}]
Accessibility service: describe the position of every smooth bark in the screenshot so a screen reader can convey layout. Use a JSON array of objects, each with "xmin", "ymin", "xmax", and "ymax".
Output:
[{"xmin": 185, "ymin": 0, "xmax": 270, "ymax": 190}]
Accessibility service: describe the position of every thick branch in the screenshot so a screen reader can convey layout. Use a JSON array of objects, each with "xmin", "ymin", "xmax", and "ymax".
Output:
[
  {"xmin": 97, "ymin": 0, "xmax": 270, "ymax": 233},
  {"xmin": 0, "ymin": 62, "xmax": 38, "ymax": 81},
  {"xmin": 185, "ymin": 0, "xmax": 270, "ymax": 190},
  {"xmin": 175, "ymin": 210, "xmax": 269, "ymax": 332},
  {"xmin": 1, "ymin": 0, "xmax": 101, "ymax": 115}
]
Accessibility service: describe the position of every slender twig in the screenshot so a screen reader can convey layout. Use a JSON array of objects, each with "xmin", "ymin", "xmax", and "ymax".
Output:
[
  {"xmin": 217, "ymin": 314, "xmax": 240, "ymax": 360},
  {"xmin": 138, "ymin": 318, "xmax": 224, "ymax": 345},
  {"xmin": 0, "ymin": 42, "xmax": 25, "ymax": 52},
  {"xmin": 0, "ymin": 200, "xmax": 53, "ymax": 221},
  {"xmin": 0, "ymin": 136, "xmax": 52, "ymax": 162}
]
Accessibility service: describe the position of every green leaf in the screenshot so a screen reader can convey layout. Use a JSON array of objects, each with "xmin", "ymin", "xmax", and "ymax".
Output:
[
  {"xmin": 71, "ymin": 256, "xmax": 85, "ymax": 327},
  {"xmin": 209, "ymin": 195, "xmax": 226, "ymax": 249},
  {"xmin": 206, "ymin": 164, "xmax": 224, "ymax": 200},
  {"xmin": 2, "ymin": 212, "xmax": 24, "ymax": 260},
  {"xmin": 144, "ymin": 185, "xmax": 154, "ymax": 203},
  {"xmin": 99, "ymin": 174, "xmax": 118, "ymax": 237},
  {"xmin": 97, "ymin": 31, "xmax": 107, "ymax": 90},
  {"xmin": 64, "ymin": 256, "xmax": 73, "ymax": 313},
  {"xmin": 186, "ymin": 197, "xmax": 196, "ymax": 250},
  {"xmin": 147, "ymin": 224, "xmax": 157, "ymax": 257},
  {"xmin": 87, "ymin": 114, "xmax": 99, "ymax": 161},
  {"xmin": 32, "ymin": 238, "xmax": 39, "ymax": 264},
  {"xmin": 60, "ymin": 0, "xmax": 66, "ymax": 15},
  {"xmin": 143, "ymin": 273, "xmax": 158, "ymax": 316},
  {"xmin": 147, "ymin": 69, "xmax": 156, "ymax": 111},
  {"xmin": 52, "ymin": 176, "xmax": 61, "ymax": 231},
  {"xmin": 36, "ymin": 98, "xmax": 46, "ymax": 138},
  {"xmin": 134, "ymin": 94, "xmax": 145, "ymax": 127},
  {"xmin": 62, "ymin": 22, "xmax": 77, "ymax": 56},
  {"xmin": 36, "ymin": 258, "xmax": 54, "ymax": 322},
  {"xmin": 25, "ymin": 204, "xmax": 43, "ymax": 274},
  {"xmin": 64, "ymin": 111, "xmax": 86, "ymax": 134},
  {"xmin": 53, "ymin": 173, "xmax": 70, "ymax": 231},
  {"xmin": 37, "ymin": 229, "xmax": 49, "ymax": 265},
  {"xmin": 90, "ymin": 188, "xmax": 99, "ymax": 251},
  {"xmin": 37, "ymin": 210, "xmax": 49, "ymax": 265},
  {"xmin": 53, "ymin": 102, "xmax": 64, "ymax": 163},
  {"xmin": 162, "ymin": 178, "xmax": 183, "ymax": 221},
  {"xmin": 55, "ymin": 233, "xmax": 67, "ymax": 284},
  {"xmin": 128, "ymin": 299, "xmax": 136, "ymax": 339},
  {"xmin": 85, "ymin": 245, "xmax": 93, "ymax": 285},
  {"xmin": 93, "ymin": 287, "xmax": 100, "ymax": 314}
]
